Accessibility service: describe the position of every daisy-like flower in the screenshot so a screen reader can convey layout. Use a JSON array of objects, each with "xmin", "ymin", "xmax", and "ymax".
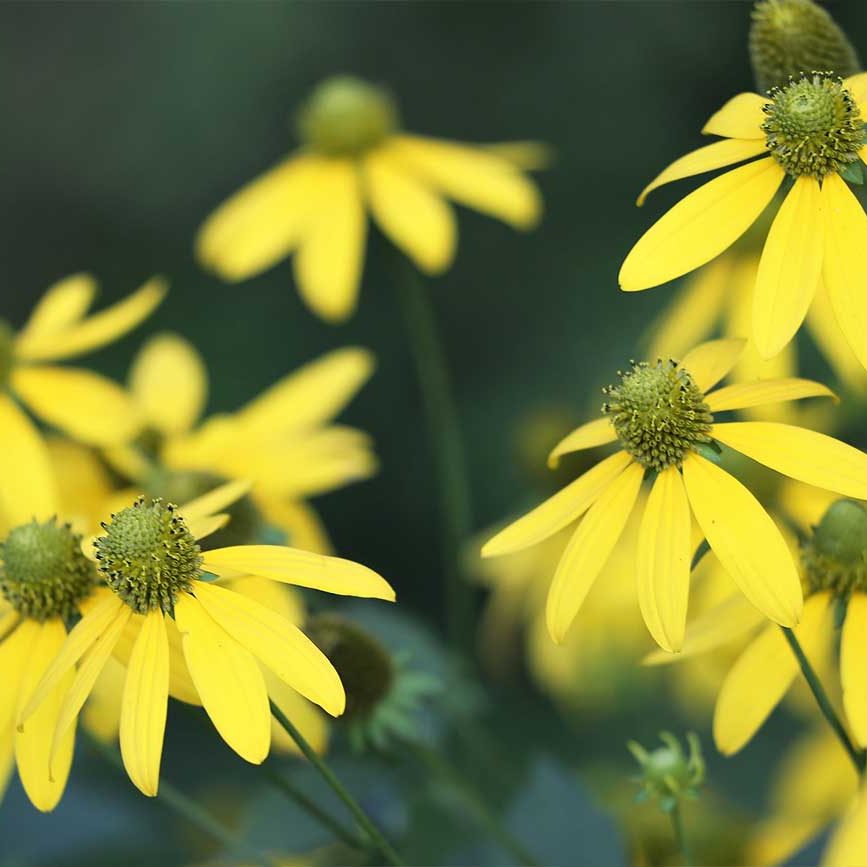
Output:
[
  {"xmin": 619, "ymin": 69, "xmax": 867, "ymax": 370},
  {"xmin": 196, "ymin": 75, "xmax": 543, "ymax": 323},
  {"xmin": 0, "ymin": 274, "xmax": 165, "ymax": 524},
  {"xmin": 481, "ymin": 338, "xmax": 867, "ymax": 652},
  {"xmin": 18, "ymin": 483, "xmax": 395, "ymax": 797}
]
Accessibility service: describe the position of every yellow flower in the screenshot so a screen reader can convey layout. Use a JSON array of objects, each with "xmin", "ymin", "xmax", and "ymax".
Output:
[
  {"xmin": 481, "ymin": 338, "xmax": 867, "ymax": 652},
  {"xmin": 823, "ymin": 783, "xmax": 867, "ymax": 867},
  {"xmin": 620, "ymin": 71, "xmax": 867, "ymax": 370},
  {"xmin": 196, "ymin": 76, "xmax": 544, "ymax": 322},
  {"xmin": 0, "ymin": 274, "xmax": 165, "ymax": 526},
  {"xmin": 18, "ymin": 482, "xmax": 395, "ymax": 798}
]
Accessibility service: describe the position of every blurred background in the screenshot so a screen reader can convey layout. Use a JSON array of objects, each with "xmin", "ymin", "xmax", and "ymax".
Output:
[{"xmin": 3, "ymin": 2, "xmax": 867, "ymax": 865}]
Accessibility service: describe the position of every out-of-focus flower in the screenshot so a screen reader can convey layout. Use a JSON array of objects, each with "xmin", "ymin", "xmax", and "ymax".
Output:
[
  {"xmin": 196, "ymin": 76, "xmax": 544, "ymax": 322},
  {"xmin": 628, "ymin": 731, "xmax": 705, "ymax": 814},
  {"xmin": 823, "ymin": 783, "xmax": 867, "ymax": 866},
  {"xmin": 0, "ymin": 275, "xmax": 165, "ymax": 526},
  {"xmin": 19, "ymin": 483, "xmax": 396, "ymax": 797},
  {"xmin": 482, "ymin": 338, "xmax": 865, "ymax": 652},
  {"xmin": 620, "ymin": 70, "xmax": 867, "ymax": 371}
]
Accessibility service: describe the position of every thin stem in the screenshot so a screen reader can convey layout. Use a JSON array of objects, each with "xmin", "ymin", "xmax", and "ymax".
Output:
[
  {"xmin": 408, "ymin": 741, "xmax": 541, "ymax": 867},
  {"xmin": 262, "ymin": 767, "xmax": 368, "ymax": 853},
  {"xmin": 781, "ymin": 626, "xmax": 867, "ymax": 775},
  {"xmin": 393, "ymin": 254, "xmax": 474, "ymax": 650},
  {"xmin": 86, "ymin": 735, "xmax": 276, "ymax": 867},
  {"xmin": 269, "ymin": 701, "xmax": 404, "ymax": 866},
  {"xmin": 669, "ymin": 803, "xmax": 692, "ymax": 867}
]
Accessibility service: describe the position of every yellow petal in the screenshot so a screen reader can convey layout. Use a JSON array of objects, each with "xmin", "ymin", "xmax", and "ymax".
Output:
[
  {"xmin": 364, "ymin": 147, "xmax": 456, "ymax": 273},
  {"xmin": 181, "ymin": 479, "xmax": 251, "ymax": 522},
  {"xmin": 547, "ymin": 418, "xmax": 616, "ymax": 468},
  {"xmin": 237, "ymin": 347, "xmax": 374, "ymax": 436},
  {"xmin": 638, "ymin": 138, "xmax": 768, "ymax": 205},
  {"xmin": 824, "ymin": 787, "xmax": 867, "ymax": 867},
  {"xmin": 842, "ymin": 594, "xmax": 867, "ymax": 747},
  {"xmin": 202, "ymin": 546, "xmax": 395, "ymax": 601},
  {"xmin": 844, "ymin": 71, "xmax": 867, "ymax": 107},
  {"xmin": 636, "ymin": 466, "xmax": 692, "ymax": 652},
  {"xmin": 14, "ymin": 278, "xmax": 167, "ymax": 363},
  {"xmin": 0, "ymin": 395, "xmax": 58, "ymax": 525},
  {"xmin": 194, "ymin": 582, "xmax": 345, "ymax": 717},
  {"xmin": 388, "ymin": 134, "xmax": 541, "ymax": 229},
  {"xmin": 82, "ymin": 657, "xmax": 126, "ymax": 743},
  {"xmin": 187, "ymin": 513, "xmax": 230, "ymax": 542},
  {"xmin": 705, "ymin": 378, "xmax": 836, "ymax": 412},
  {"xmin": 679, "ymin": 337, "xmax": 746, "ymax": 392},
  {"xmin": 713, "ymin": 593, "xmax": 829, "ymax": 755},
  {"xmin": 482, "ymin": 141, "xmax": 553, "ymax": 171},
  {"xmin": 0, "ymin": 725, "xmax": 15, "ymax": 804},
  {"xmin": 546, "ymin": 461, "xmax": 643, "ymax": 643},
  {"xmin": 16, "ymin": 619, "xmax": 75, "ymax": 811},
  {"xmin": 822, "ymin": 172, "xmax": 867, "ymax": 372},
  {"xmin": 197, "ymin": 154, "xmax": 319, "ymax": 280},
  {"xmin": 294, "ymin": 159, "xmax": 366, "ymax": 323},
  {"xmin": 255, "ymin": 497, "xmax": 332, "ymax": 555},
  {"xmin": 120, "ymin": 610, "xmax": 169, "ymax": 797},
  {"xmin": 12, "ymin": 366, "xmax": 142, "ymax": 447},
  {"xmin": 268, "ymin": 674, "xmax": 329, "ymax": 756},
  {"xmin": 682, "ymin": 452, "xmax": 802, "ymax": 627},
  {"xmin": 481, "ymin": 450, "xmax": 633, "ymax": 558},
  {"xmin": 129, "ymin": 333, "xmax": 208, "ymax": 436},
  {"xmin": 0, "ymin": 620, "xmax": 38, "ymax": 734},
  {"xmin": 18, "ymin": 274, "xmax": 97, "ymax": 340},
  {"xmin": 174, "ymin": 594, "xmax": 271, "ymax": 764},
  {"xmin": 752, "ymin": 177, "xmax": 824, "ymax": 358},
  {"xmin": 713, "ymin": 421, "xmax": 867, "ymax": 499},
  {"xmin": 619, "ymin": 158, "xmax": 784, "ymax": 292},
  {"xmin": 702, "ymin": 93, "xmax": 768, "ymax": 139}
]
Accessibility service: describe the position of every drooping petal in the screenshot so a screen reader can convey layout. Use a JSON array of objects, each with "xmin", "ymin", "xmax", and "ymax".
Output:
[
  {"xmin": 702, "ymin": 93, "xmax": 768, "ymax": 139},
  {"xmin": 14, "ymin": 278, "xmax": 167, "ymax": 363},
  {"xmin": 193, "ymin": 582, "xmax": 345, "ymax": 717},
  {"xmin": 822, "ymin": 172, "xmax": 867, "ymax": 372},
  {"xmin": 712, "ymin": 421, "xmax": 867, "ymax": 499},
  {"xmin": 0, "ymin": 620, "xmax": 38, "ymax": 734},
  {"xmin": 364, "ymin": 147, "xmax": 456, "ymax": 273},
  {"xmin": 388, "ymin": 134, "xmax": 541, "ymax": 229},
  {"xmin": 546, "ymin": 461, "xmax": 644, "ymax": 643},
  {"xmin": 174, "ymin": 594, "xmax": 270, "ymax": 764},
  {"xmin": 481, "ymin": 451, "xmax": 633, "ymax": 558},
  {"xmin": 713, "ymin": 592, "xmax": 829, "ymax": 755},
  {"xmin": 0, "ymin": 726, "xmax": 14, "ymax": 803},
  {"xmin": 547, "ymin": 418, "xmax": 616, "ymax": 467},
  {"xmin": 12, "ymin": 366, "xmax": 142, "ymax": 447},
  {"xmin": 17, "ymin": 274, "xmax": 96, "ymax": 340},
  {"xmin": 129, "ymin": 333, "xmax": 208, "ymax": 436},
  {"xmin": 482, "ymin": 141, "xmax": 553, "ymax": 171},
  {"xmin": 82, "ymin": 657, "xmax": 126, "ymax": 743},
  {"xmin": 187, "ymin": 514, "xmax": 230, "ymax": 542},
  {"xmin": 842, "ymin": 594, "xmax": 867, "ymax": 747},
  {"xmin": 619, "ymin": 158, "xmax": 785, "ymax": 292},
  {"xmin": 181, "ymin": 479, "xmax": 251, "ymax": 522},
  {"xmin": 682, "ymin": 452, "xmax": 802, "ymax": 627},
  {"xmin": 636, "ymin": 466, "xmax": 692, "ymax": 652},
  {"xmin": 120, "ymin": 610, "xmax": 169, "ymax": 797},
  {"xmin": 0, "ymin": 395, "xmax": 58, "ymax": 525},
  {"xmin": 268, "ymin": 673, "xmax": 329, "ymax": 756},
  {"xmin": 202, "ymin": 546, "xmax": 395, "ymax": 601},
  {"xmin": 705, "ymin": 379, "xmax": 835, "ymax": 412},
  {"xmin": 679, "ymin": 338, "xmax": 746, "ymax": 392},
  {"xmin": 824, "ymin": 786, "xmax": 867, "ymax": 867},
  {"xmin": 638, "ymin": 138, "xmax": 768, "ymax": 205},
  {"xmin": 294, "ymin": 159, "xmax": 367, "ymax": 323}
]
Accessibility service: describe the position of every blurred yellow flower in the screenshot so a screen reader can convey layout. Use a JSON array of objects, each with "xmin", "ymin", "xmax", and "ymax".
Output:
[
  {"xmin": 196, "ymin": 76, "xmax": 544, "ymax": 322},
  {"xmin": 621, "ymin": 71, "xmax": 867, "ymax": 370},
  {"xmin": 823, "ymin": 784, "xmax": 867, "ymax": 867},
  {"xmin": 482, "ymin": 338, "xmax": 867, "ymax": 652}
]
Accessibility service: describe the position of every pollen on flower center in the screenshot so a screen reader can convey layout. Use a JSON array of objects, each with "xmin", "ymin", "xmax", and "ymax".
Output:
[
  {"xmin": 0, "ymin": 319, "xmax": 15, "ymax": 391},
  {"xmin": 296, "ymin": 76, "xmax": 398, "ymax": 157},
  {"xmin": 802, "ymin": 499, "xmax": 867, "ymax": 597},
  {"xmin": 94, "ymin": 498, "xmax": 202, "ymax": 615},
  {"xmin": 0, "ymin": 519, "xmax": 96, "ymax": 621},
  {"xmin": 602, "ymin": 359, "xmax": 713, "ymax": 471},
  {"xmin": 762, "ymin": 73, "xmax": 864, "ymax": 178}
]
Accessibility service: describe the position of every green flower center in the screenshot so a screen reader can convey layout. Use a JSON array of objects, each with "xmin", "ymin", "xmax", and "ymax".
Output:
[
  {"xmin": 762, "ymin": 73, "xmax": 864, "ymax": 178},
  {"xmin": 297, "ymin": 76, "xmax": 398, "ymax": 157},
  {"xmin": 603, "ymin": 359, "xmax": 713, "ymax": 471},
  {"xmin": 802, "ymin": 499, "xmax": 867, "ymax": 597},
  {"xmin": 94, "ymin": 498, "xmax": 202, "ymax": 615},
  {"xmin": 0, "ymin": 519, "xmax": 96, "ymax": 621},
  {"xmin": 0, "ymin": 319, "xmax": 15, "ymax": 391}
]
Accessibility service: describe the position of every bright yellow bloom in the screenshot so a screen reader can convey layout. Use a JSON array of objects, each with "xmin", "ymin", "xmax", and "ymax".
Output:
[
  {"xmin": 0, "ymin": 274, "xmax": 165, "ymax": 527},
  {"xmin": 196, "ymin": 76, "xmax": 544, "ymax": 323},
  {"xmin": 621, "ymin": 71, "xmax": 867, "ymax": 370},
  {"xmin": 18, "ymin": 482, "xmax": 395, "ymax": 798},
  {"xmin": 482, "ymin": 338, "xmax": 867, "ymax": 652}
]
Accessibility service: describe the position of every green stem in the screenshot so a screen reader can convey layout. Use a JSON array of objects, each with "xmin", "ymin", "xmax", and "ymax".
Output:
[
  {"xmin": 86, "ymin": 735, "xmax": 276, "ymax": 867},
  {"xmin": 781, "ymin": 626, "xmax": 867, "ymax": 775},
  {"xmin": 393, "ymin": 255, "xmax": 474, "ymax": 650},
  {"xmin": 670, "ymin": 802, "xmax": 692, "ymax": 867},
  {"xmin": 409, "ymin": 741, "xmax": 541, "ymax": 867},
  {"xmin": 269, "ymin": 701, "xmax": 404, "ymax": 866}
]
